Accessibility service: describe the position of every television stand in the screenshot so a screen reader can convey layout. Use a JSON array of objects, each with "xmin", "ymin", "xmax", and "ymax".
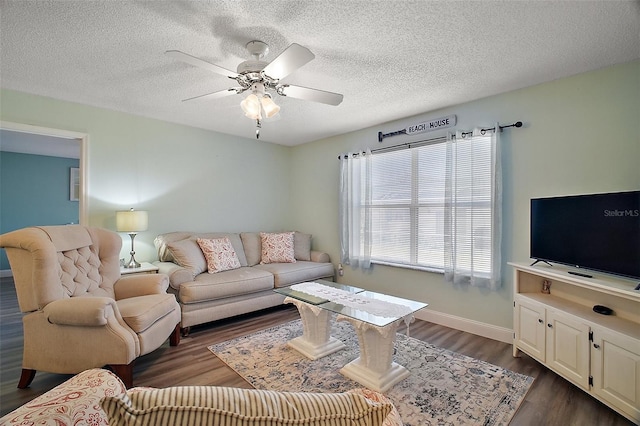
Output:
[{"xmin": 510, "ymin": 261, "xmax": 640, "ymax": 423}]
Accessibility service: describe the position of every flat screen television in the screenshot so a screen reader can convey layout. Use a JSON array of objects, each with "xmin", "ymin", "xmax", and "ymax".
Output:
[{"xmin": 530, "ymin": 190, "xmax": 640, "ymax": 280}]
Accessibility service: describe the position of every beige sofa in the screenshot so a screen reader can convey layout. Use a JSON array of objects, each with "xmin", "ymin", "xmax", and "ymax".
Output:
[
  {"xmin": 154, "ymin": 231, "xmax": 335, "ymax": 334},
  {"xmin": 0, "ymin": 368, "xmax": 402, "ymax": 425}
]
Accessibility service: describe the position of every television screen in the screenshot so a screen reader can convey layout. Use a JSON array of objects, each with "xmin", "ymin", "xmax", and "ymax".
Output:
[{"xmin": 530, "ymin": 191, "xmax": 640, "ymax": 279}]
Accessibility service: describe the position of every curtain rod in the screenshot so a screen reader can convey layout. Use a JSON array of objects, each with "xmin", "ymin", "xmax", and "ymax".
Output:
[{"xmin": 337, "ymin": 121, "xmax": 523, "ymax": 160}]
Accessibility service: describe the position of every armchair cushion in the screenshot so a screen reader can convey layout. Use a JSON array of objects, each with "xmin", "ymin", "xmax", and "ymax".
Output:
[
  {"xmin": 117, "ymin": 294, "xmax": 179, "ymax": 334},
  {"xmin": 43, "ymin": 297, "xmax": 117, "ymax": 327}
]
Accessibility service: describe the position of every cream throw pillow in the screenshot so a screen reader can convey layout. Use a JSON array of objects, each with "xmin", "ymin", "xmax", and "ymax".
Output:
[
  {"xmin": 260, "ymin": 232, "xmax": 296, "ymax": 264},
  {"xmin": 101, "ymin": 386, "xmax": 395, "ymax": 426},
  {"xmin": 294, "ymin": 232, "xmax": 312, "ymax": 261},
  {"xmin": 166, "ymin": 239, "xmax": 207, "ymax": 277},
  {"xmin": 197, "ymin": 237, "xmax": 242, "ymax": 273}
]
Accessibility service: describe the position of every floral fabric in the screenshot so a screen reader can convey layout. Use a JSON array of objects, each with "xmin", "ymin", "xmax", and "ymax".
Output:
[
  {"xmin": 197, "ymin": 237, "xmax": 242, "ymax": 273},
  {"xmin": 0, "ymin": 368, "xmax": 126, "ymax": 426},
  {"xmin": 260, "ymin": 232, "xmax": 296, "ymax": 264}
]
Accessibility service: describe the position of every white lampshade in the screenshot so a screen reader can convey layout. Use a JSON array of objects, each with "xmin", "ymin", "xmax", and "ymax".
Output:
[
  {"xmin": 116, "ymin": 209, "xmax": 148, "ymax": 233},
  {"xmin": 240, "ymin": 94, "xmax": 262, "ymax": 120},
  {"xmin": 260, "ymin": 95, "xmax": 280, "ymax": 118}
]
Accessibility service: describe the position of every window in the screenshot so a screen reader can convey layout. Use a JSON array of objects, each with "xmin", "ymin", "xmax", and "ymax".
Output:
[
  {"xmin": 340, "ymin": 129, "xmax": 501, "ymax": 289},
  {"xmin": 369, "ymin": 143, "xmax": 448, "ymax": 270}
]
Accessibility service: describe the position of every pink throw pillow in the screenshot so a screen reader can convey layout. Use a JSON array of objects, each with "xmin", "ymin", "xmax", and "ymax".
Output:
[
  {"xmin": 260, "ymin": 232, "xmax": 296, "ymax": 264},
  {"xmin": 197, "ymin": 237, "xmax": 241, "ymax": 273}
]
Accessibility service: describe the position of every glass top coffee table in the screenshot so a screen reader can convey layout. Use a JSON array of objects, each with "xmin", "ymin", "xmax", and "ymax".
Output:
[{"xmin": 275, "ymin": 280, "xmax": 428, "ymax": 392}]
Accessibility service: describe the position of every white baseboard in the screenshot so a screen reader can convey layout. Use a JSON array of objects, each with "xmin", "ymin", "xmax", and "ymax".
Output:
[
  {"xmin": 414, "ymin": 309, "xmax": 513, "ymax": 344},
  {"xmin": 0, "ymin": 266, "xmax": 513, "ymax": 343}
]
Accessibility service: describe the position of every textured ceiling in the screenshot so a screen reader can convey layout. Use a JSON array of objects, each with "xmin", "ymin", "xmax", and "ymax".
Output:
[{"xmin": 1, "ymin": 1, "xmax": 638, "ymax": 146}]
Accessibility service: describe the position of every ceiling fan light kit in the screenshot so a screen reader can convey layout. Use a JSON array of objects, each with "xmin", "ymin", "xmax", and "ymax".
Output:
[
  {"xmin": 167, "ymin": 40, "xmax": 343, "ymax": 139},
  {"xmin": 239, "ymin": 82, "xmax": 281, "ymax": 120}
]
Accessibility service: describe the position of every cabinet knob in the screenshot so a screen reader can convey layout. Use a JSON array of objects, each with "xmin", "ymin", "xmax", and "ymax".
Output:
[
  {"xmin": 593, "ymin": 343, "xmax": 600, "ymax": 349},
  {"xmin": 547, "ymin": 323, "xmax": 553, "ymax": 328},
  {"xmin": 538, "ymin": 319, "xmax": 543, "ymax": 324}
]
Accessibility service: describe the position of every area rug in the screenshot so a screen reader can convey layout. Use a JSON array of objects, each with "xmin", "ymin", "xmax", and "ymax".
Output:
[{"xmin": 208, "ymin": 319, "xmax": 533, "ymax": 426}]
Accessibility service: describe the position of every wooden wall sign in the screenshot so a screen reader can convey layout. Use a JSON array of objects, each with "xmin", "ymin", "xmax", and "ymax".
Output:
[{"xmin": 378, "ymin": 114, "xmax": 457, "ymax": 142}]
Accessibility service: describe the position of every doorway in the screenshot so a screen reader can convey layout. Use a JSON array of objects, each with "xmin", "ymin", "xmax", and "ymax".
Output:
[
  {"xmin": 0, "ymin": 122, "xmax": 87, "ymax": 275},
  {"xmin": 0, "ymin": 121, "xmax": 87, "ymax": 224}
]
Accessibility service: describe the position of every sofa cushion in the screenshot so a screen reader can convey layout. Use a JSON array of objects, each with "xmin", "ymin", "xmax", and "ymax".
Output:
[
  {"xmin": 155, "ymin": 231, "xmax": 196, "ymax": 262},
  {"xmin": 254, "ymin": 261, "xmax": 335, "ymax": 288},
  {"xmin": 156, "ymin": 232, "xmax": 248, "ymax": 267},
  {"xmin": 166, "ymin": 239, "xmax": 206, "ymax": 277},
  {"xmin": 117, "ymin": 294, "xmax": 179, "ymax": 334},
  {"xmin": 294, "ymin": 232, "xmax": 312, "ymax": 261},
  {"xmin": 242, "ymin": 232, "xmax": 312, "ymax": 265},
  {"xmin": 101, "ymin": 386, "xmax": 394, "ymax": 426},
  {"xmin": 260, "ymin": 232, "xmax": 296, "ymax": 264},
  {"xmin": 178, "ymin": 267, "xmax": 274, "ymax": 304},
  {"xmin": 197, "ymin": 237, "xmax": 242, "ymax": 273},
  {"xmin": 240, "ymin": 232, "xmax": 261, "ymax": 266}
]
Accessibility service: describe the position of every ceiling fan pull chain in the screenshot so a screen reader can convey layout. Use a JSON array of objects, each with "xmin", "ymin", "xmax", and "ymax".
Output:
[{"xmin": 256, "ymin": 119, "xmax": 262, "ymax": 139}]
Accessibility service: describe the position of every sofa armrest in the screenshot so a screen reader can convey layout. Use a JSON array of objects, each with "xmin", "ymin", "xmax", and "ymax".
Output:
[
  {"xmin": 310, "ymin": 250, "xmax": 330, "ymax": 263},
  {"xmin": 0, "ymin": 368, "xmax": 126, "ymax": 425},
  {"xmin": 153, "ymin": 261, "xmax": 193, "ymax": 290},
  {"xmin": 44, "ymin": 297, "xmax": 118, "ymax": 326},
  {"xmin": 114, "ymin": 274, "xmax": 170, "ymax": 299}
]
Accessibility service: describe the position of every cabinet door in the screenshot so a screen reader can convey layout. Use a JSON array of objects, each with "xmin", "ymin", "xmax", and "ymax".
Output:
[
  {"xmin": 545, "ymin": 310, "xmax": 590, "ymax": 389},
  {"xmin": 591, "ymin": 327, "xmax": 640, "ymax": 422},
  {"xmin": 514, "ymin": 297, "xmax": 546, "ymax": 362}
]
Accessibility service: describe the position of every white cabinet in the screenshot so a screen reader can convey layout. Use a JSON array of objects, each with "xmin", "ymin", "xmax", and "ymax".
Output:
[
  {"xmin": 510, "ymin": 262, "xmax": 640, "ymax": 423},
  {"xmin": 545, "ymin": 309, "xmax": 591, "ymax": 389},
  {"xmin": 514, "ymin": 297, "xmax": 546, "ymax": 361},
  {"xmin": 514, "ymin": 299, "xmax": 591, "ymax": 389},
  {"xmin": 591, "ymin": 327, "xmax": 640, "ymax": 421}
]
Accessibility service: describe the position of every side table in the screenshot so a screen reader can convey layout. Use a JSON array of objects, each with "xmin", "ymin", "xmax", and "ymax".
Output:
[{"xmin": 120, "ymin": 262, "xmax": 159, "ymax": 275}]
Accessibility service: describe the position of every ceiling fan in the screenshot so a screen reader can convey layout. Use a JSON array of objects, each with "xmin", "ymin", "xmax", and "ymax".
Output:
[{"xmin": 166, "ymin": 41, "xmax": 343, "ymax": 138}]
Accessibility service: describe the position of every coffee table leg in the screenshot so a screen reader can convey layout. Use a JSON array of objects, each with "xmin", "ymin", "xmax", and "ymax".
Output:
[
  {"xmin": 284, "ymin": 297, "xmax": 345, "ymax": 360},
  {"xmin": 337, "ymin": 315, "xmax": 410, "ymax": 393}
]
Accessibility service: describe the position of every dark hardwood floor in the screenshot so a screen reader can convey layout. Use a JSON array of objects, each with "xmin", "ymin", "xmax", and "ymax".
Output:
[{"xmin": 0, "ymin": 277, "xmax": 634, "ymax": 424}]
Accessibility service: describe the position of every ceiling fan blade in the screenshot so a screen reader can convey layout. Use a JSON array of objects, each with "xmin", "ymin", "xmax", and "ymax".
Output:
[
  {"xmin": 166, "ymin": 50, "xmax": 238, "ymax": 79},
  {"xmin": 262, "ymin": 43, "xmax": 315, "ymax": 80},
  {"xmin": 182, "ymin": 88, "xmax": 240, "ymax": 102},
  {"xmin": 278, "ymin": 84, "xmax": 343, "ymax": 106}
]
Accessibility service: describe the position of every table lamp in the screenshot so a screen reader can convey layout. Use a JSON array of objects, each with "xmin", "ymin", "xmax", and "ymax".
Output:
[{"xmin": 116, "ymin": 208, "xmax": 148, "ymax": 268}]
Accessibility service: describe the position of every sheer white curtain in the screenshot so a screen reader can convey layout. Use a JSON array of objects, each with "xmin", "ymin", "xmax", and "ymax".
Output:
[
  {"xmin": 444, "ymin": 125, "xmax": 502, "ymax": 289},
  {"xmin": 339, "ymin": 149, "xmax": 372, "ymax": 269}
]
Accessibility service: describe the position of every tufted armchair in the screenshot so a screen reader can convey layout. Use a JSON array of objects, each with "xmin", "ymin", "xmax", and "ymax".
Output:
[{"xmin": 0, "ymin": 225, "xmax": 181, "ymax": 388}]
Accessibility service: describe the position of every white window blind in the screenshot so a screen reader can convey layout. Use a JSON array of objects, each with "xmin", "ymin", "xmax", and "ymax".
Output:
[{"xmin": 368, "ymin": 141, "xmax": 449, "ymax": 270}]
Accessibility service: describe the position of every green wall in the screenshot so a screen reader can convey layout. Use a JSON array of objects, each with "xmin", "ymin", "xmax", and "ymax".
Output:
[
  {"xmin": 1, "ymin": 60, "xmax": 638, "ymax": 330},
  {"xmin": 0, "ymin": 152, "xmax": 79, "ymax": 268},
  {"xmin": 289, "ymin": 60, "xmax": 640, "ymax": 329},
  {"xmin": 0, "ymin": 90, "xmax": 293, "ymax": 263}
]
